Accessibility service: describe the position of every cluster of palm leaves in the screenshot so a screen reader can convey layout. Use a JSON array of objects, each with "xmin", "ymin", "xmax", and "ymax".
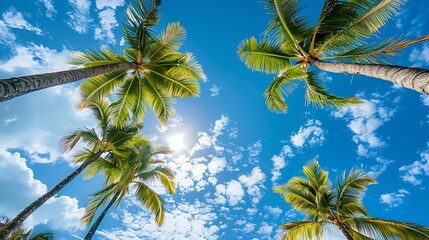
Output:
[
  {"xmin": 1, "ymin": 0, "xmax": 429, "ymax": 239},
  {"xmin": 274, "ymin": 161, "xmax": 429, "ymax": 239},
  {"xmin": 238, "ymin": 0, "xmax": 429, "ymax": 113}
]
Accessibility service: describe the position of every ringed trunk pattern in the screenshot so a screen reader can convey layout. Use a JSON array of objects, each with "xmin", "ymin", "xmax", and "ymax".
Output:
[
  {"xmin": 308, "ymin": 57, "xmax": 429, "ymax": 94},
  {"xmin": 84, "ymin": 191, "xmax": 121, "ymax": 240},
  {"xmin": 0, "ymin": 152, "xmax": 102, "ymax": 239},
  {"xmin": 0, "ymin": 62, "xmax": 139, "ymax": 102}
]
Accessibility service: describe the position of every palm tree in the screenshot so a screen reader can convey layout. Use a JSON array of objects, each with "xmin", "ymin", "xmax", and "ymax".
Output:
[
  {"xmin": 0, "ymin": 0, "xmax": 205, "ymax": 119},
  {"xmin": 81, "ymin": 142, "xmax": 176, "ymax": 239},
  {"xmin": 238, "ymin": 0, "xmax": 429, "ymax": 113},
  {"xmin": 274, "ymin": 161, "xmax": 429, "ymax": 239},
  {"xmin": 0, "ymin": 216, "xmax": 55, "ymax": 240},
  {"xmin": 0, "ymin": 99, "xmax": 142, "ymax": 238}
]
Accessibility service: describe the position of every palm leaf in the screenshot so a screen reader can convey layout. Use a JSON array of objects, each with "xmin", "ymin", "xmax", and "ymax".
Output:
[
  {"xmin": 303, "ymin": 72, "xmax": 363, "ymax": 108},
  {"xmin": 157, "ymin": 52, "xmax": 206, "ymax": 81},
  {"xmin": 280, "ymin": 220, "xmax": 325, "ymax": 240},
  {"xmin": 141, "ymin": 78, "xmax": 174, "ymax": 125},
  {"xmin": 237, "ymin": 37, "xmax": 293, "ymax": 73},
  {"xmin": 138, "ymin": 166, "xmax": 176, "ymax": 194},
  {"xmin": 69, "ymin": 48, "xmax": 128, "ymax": 67},
  {"xmin": 147, "ymin": 22, "xmax": 187, "ymax": 61},
  {"xmin": 134, "ymin": 181, "xmax": 166, "ymax": 226},
  {"xmin": 111, "ymin": 74, "xmax": 142, "ymax": 127},
  {"xmin": 146, "ymin": 67, "xmax": 199, "ymax": 98},
  {"xmin": 81, "ymin": 184, "xmax": 117, "ymax": 226},
  {"xmin": 263, "ymin": 66, "xmax": 305, "ymax": 113},
  {"xmin": 348, "ymin": 218, "xmax": 429, "ymax": 240}
]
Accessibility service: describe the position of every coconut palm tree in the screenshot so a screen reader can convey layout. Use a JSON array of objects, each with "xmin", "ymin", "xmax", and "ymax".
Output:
[
  {"xmin": 274, "ymin": 161, "xmax": 429, "ymax": 239},
  {"xmin": 0, "ymin": 0, "xmax": 205, "ymax": 122},
  {"xmin": 81, "ymin": 142, "xmax": 176, "ymax": 239},
  {"xmin": 0, "ymin": 99, "xmax": 143, "ymax": 238},
  {"xmin": 238, "ymin": 0, "xmax": 429, "ymax": 113},
  {"xmin": 0, "ymin": 216, "xmax": 55, "ymax": 240}
]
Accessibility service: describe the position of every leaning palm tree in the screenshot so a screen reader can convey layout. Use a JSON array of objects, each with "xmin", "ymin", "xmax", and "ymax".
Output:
[
  {"xmin": 81, "ymin": 142, "xmax": 176, "ymax": 239},
  {"xmin": 0, "ymin": 0, "xmax": 205, "ymax": 120},
  {"xmin": 238, "ymin": 0, "xmax": 429, "ymax": 113},
  {"xmin": 0, "ymin": 216, "xmax": 55, "ymax": 240},
  {"xmin": 274, "ymin": 161, "xmax": 429, "ymax": 239},
  {"xmin": 0, "ymin": 99, "xmax": 142, "ymax": 238}
]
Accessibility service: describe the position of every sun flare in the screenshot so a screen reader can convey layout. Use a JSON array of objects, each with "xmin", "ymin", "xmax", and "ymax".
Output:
[{"xmin": 167, "ymin": 133, "xmax": 186, "ymax": 152}]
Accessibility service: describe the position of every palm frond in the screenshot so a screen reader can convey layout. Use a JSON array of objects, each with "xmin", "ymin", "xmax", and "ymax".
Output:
[
  {"xmin": 79, "ymin": 70, "xmax": 129, "ymax": 108},
  {"xmin": 147, "ymin": 22, "xmax": 186, "ymax": 61},
  {"xmin": 111, "ymin": 74, "xmax": 142, "ymax": 127},
  {"xmin": 158, "ymin": 52, "xmax": 206, "ymax": 81},
  {"xmin": 69, "ymin": 48, "xmax": 128, "ymax": 67},
  {"xmin": 134, "ymin": 181, "xmax": 166, "ymax": 226},
  {"xmin": 303, "ymin": 72, "xmax": 363, "ymax": 108},
  {"xmin": 280, "ymin": 220, "xmax": 326, "ymax": 240},
  {"xmin": 265, "ymin": 0, "xmax": 311, "ymax": 55},
  {"xmin": 274, "ymin": 184, "xmax": 319, "ymax": 217},
  {"xmin": 141, "ymin": 77, "xmax": 175, "ymax": 125},
  {"xmin": 81, "ymin": 184, "xmax": 117, "ymax": 226},
  {"xmin": 348, "ymin": 218, "xmax": 429, "ymax": 240},
  {"xmin": 87, "ymin": 98, "xmax": 112, "ymax": 129},
  {"xmin": 237, "ymin": 37, "xmax": 293, "ymax": 73},
  {"xmin": 318, "ymin": 0, "xmax": 406, "ymax": 54},
  {"xmin": 60, "ymin": 130, "xmax": 83, "ymax": 152},
  {"xmin": 263, "ymin": 66, "xmax": 306, "ymax": 113},
  {"xmin": 138, "ymin": 166, "xmax": 176, "ymax": 194}
]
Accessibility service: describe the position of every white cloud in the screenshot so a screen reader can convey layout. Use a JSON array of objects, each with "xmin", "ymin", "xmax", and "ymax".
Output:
[
  {"xmin": 225, "ymin": 180, "xmax": 245, "ymax": 206},
  {"xmin": 98, "ymin": 200, "xmax": 219, "ymax": 239},
  {"xmin": 366, "ymin": 157, "xmax": 393, "ymax": 179},
  {"xmin": 208, "ymin": 157, "xmax": 227, "ymax": 175},
  {"xmin": 399, "ymin": 151, "xmax": 429, "ymax": 186},
  {"xmin": 67, "ymin": 0, "xmax": 92, "ymax": 34},
  {"xmin": 271, "ymin": 145, "xmax": 294, "ymax": 182},
  {"xmin": 156, "ymin": 116, "xmax": 183, "ymax": 133},
  {"xmin": 209, "ymin": 84, "xmax": 221, "ymax": 96},
  {"xmin": 119, "ymin": 37, "xmax": 125, "ymax": 46},
  {"xmin": 290, "ymin": 119, "xmax": 325, "ymax": 148},
  {"xmin": 409, "ymin": 44, "xmax": 429, "ymax": 67},
  {"xmin": 0, "ymin": 43, "xmax": 74, "ymax": 76},
  {"xmin": 380, "ymin": 189, "xmax": 410, "ymax": 208},
  {"xmin": 421, "ymin": 95, "xmax": 429, "ymax": 106},
  {"xmin": 94, "ymin": 0, "xmax": 124, "ymax": 44},
  {"xmin": 39, "ymin": 0, "xmax": 56, "ymax": 17},
  {"xmin": 257, "ymin": 222, "xmax": 273, "ymax": 238},
  {"xmin": 247, "ymin": 140, "xmax": 262, "ymax": 158},
  {"xmin": 0, "ymin": 20, "xmax": 16, "ymax": 44},
  {"xmin": 2, "ymin": 9, "xmax": 42, "ymax": 35},
  {"xmin": 239, "ymin": 167, "xmax": 266, "ymax": 204},
  {"xmin": 0, "ymin": 149, "xmax": 84, "ymax": 231},
  {"xmin": 332, "ymin": 99, "xmax": 395, "ymax": 157}
]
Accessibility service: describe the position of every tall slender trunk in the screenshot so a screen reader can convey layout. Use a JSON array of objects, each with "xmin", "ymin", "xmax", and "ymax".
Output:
[
  {"xmin": 0, "ymin": 62, "xmax": 139, "ymax": 102},
  {"xmin": 84, "ymin": 191, "xmax": 120, "ymax": 240},
  {"xmin": 0, "ymin": 152, "xmax": 102, "ymax": 239},
  {"xmin": 308, "ymin": 57, "xmax": 429, "ymax": 94}
]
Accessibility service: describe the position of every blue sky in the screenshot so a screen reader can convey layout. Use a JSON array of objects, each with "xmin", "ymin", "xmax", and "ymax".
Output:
[{"xmin": 0, "ymin": 0, "xmax": 429, "ymax": 239}]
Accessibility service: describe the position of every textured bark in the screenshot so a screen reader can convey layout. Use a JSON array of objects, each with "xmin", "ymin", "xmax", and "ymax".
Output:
[
  {"xmin": 0, "ymin": 62, "xmax": 138, "ymax": 102},
  {"xmin": 84, "ymin": 191, "xmax": 120, "ymax": 240},
  {"xmin": 0, "ymin": 152, "xmax": 102, "ymax": 239},
  {"xmin": 308, "ymin": 57, "xmax": 429, "ymax": 94}
]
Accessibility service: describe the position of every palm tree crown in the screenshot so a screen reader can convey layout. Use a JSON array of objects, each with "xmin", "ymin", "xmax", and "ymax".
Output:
[
  {"xmin": 72, "ymin": 0, "xmax": 205, "ymax": 126},
  {"xmin": 238, "ymin": 0, "xmax": 429, "ymax": 113},
  {"xmin": 274, "ymin": 161, "xmax": 429, "ymax": 239}
]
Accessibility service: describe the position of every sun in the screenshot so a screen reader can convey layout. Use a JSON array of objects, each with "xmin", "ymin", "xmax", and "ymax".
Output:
[{"xmin": 167, "ymin": 133, "xmax": 186, "ymax": 152}]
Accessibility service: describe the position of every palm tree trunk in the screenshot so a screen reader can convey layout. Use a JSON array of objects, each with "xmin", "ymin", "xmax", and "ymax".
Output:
[
  {"xmin": 336, "ymin": 222, "xmax": 354, "ymax": 240},
  {"xmin": 84, "ymin": 191, "xmax": 120, "ymax": 240},
  {"xmin": 0, "ymin": 62, "xmax": 139, "ymax": 102},
  {"xmin": 0, "ymin": 152, "xmax": 102, "ymax": 239},
  {"xmin": 308, "ymin": 57, "xmax": 429, "ymax": 94}
]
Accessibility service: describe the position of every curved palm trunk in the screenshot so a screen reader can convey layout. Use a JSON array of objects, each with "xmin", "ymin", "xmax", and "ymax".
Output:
[
  {"xmin": 0, "ymin": 62, "xmax": 139, "ymax": 102},
  {"xmin": 0, "ymin": 152, "xmax": 102, "ymax": 239},
  {"xmin": 84, "ymin": 191, "xmax": 120, "ymax": 240},
  {"xmin": 308, "ymin": 57, "xmax": 429, "ymax": 94}
]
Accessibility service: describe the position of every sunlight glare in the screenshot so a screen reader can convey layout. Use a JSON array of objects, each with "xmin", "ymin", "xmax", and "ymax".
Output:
[{"xmin": 167, "ymin": 133, "xmax": 186, "ymax": 152}]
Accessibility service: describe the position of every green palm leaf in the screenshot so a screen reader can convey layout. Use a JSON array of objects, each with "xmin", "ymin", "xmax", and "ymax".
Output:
[
  {"xmin": 141, "ymin": 78, "xmax": 174, "ymax": 125},
  {"xmin": 147, "ymin": 22, "xmax": 187, "ymax": 61},
  {"xmin": 303, "ymin": 72, "xmax": 362, "ymax": 108},
  {"xmin": 81, "ymin": 185, "xmax": 117, "ymax": 226},
  {"xmin": 134, "ymin": 181, "xmax": 166, "ymax": 226},
  {"xmin": 280, "ymin": 221, "xmax": 326, "ymax": 240},
  {"xmin": 69, "ymin": 48, "xmax": 128, "ymax": 67},
  {"xmin": 146, "ymin": 67, "xmax": 199, "ymax": 98},
  {"xmin": 237, "ymin": 37, "xmax": 293, "ymax": 73}
]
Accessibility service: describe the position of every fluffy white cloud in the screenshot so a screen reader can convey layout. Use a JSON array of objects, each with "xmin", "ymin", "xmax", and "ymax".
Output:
[
  {"xmin": 257, "ymin": 222, "xmax": 273, "ymax": 238},
  {"xmin": 366, "ymin": 157, "xmax": 393, "ymax": 179},
  {"xmin": 271, "ymin": 145, "xmax": 294, "ymax": 182},
  {"xmin": 2, "ymin": 9, "xmax": 42, "ymax": 35},
  {"xmin": 239, "ymin": 167, "xmax": 266, "ymax": 204},
  {"xmin": 409, "ymin": 44, "xmax": 429, "ymax": 67},
  {"xmin": 156, "ymin": 116, "xmax": 183, "ymax": 133},
  {"xmin": 290, "ymin": 119, "xmax": 325, "ymax": 148},
  {"xmin": 209, "ymin": 84, "xmax": 221, "ymax": 96},
  {"xmin": 225, "ymin": 180, "xmax": 245, "ymax": 206},
  {"xmin": 0, "ymin": 43, "xmax": 74, "ymax": 76},
  {"xmin": 94, "ymin": 0, "xmax": 124, "ymax": 44},
  {"xmin": 67, "ymin": 0, "xmax": 92, "ymax": 34},
  {"xmin": 0, "ymin": 20, "xmax": 15, "ymax": 44},
  {"xmin": 98, "ymin": 200, "xmax": 219, "ymax": 239},
  {"xmin": 0, "ymin": 150, "xmax": 84, "ymax": 230},
  {"xmin": 247, "ymin": 140, "xmax": 262, "ymax": 158},
  {"xmin": 208, "ymin": 157, "xmax": 227, "ymax": 175},
  {"xmin": 399, "ymin": 151, "xmax": 429, "ymax": 186},
  {"xmin": 39, "ymin": 0, "xmax": 56, "ymax": 17},
  {"xmin": 333, "ymin": 99, "xmax": 395, "ymax": 157},
  {"xmin": 96, "ymin": 0, "xmax": 125, "ymax": 9},
  {"xmin": 421, "ymin": 95, "xmax": 429, "ymax": 106},
  {"xmin": 380, "ymin": 189, "xmax": 410, "ymax": 208}
]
